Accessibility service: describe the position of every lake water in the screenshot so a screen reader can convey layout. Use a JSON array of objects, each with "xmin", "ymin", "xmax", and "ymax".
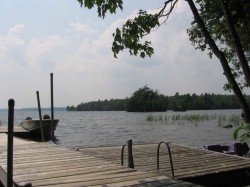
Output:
[{"xmin": 0, "ymin": 109, "xmax": 243, "ymax": 148}]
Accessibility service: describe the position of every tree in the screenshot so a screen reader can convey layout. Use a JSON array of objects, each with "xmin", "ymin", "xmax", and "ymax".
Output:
[
  {"xmin": 77, "ymin": 0, "xmax": 250, "ymax": 121},
  {"xmin": 126, "ymin": 85, "xmax": 167, "ymax": 112},
  {"xmin": 66, "ymin": 105, "xmax": 76, "ymax": 111},
  {"xmin": 187, "ymin": 0, "xmax": 250, "ymax": 122},
  {"xmin": 188, "ymin": 0, "xmax": 250, "ymax": 88},
  {"xmin": 169, "ymin": 92, "xmax": 187, "ymax": 111}
]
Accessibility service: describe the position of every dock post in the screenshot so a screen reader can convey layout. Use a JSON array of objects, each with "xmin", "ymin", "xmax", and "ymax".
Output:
[
  {"xmin": 50, "ymin": 73, "xmax": 54, "ymax": 141},
  {"xmin": 7, "ymin": 99, "xmax": 14, "ymax": 187},
  {"xmin": 127, "ymin": 139, "xmax": 134, "ymax": 169},
  {"xmin": 36, "ymin": 91, "xmax": 45, "ymax": 142}
]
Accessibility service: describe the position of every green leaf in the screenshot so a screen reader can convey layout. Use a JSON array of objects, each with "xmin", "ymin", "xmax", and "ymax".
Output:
[
  {"xmin": 140, "ymin": 52, "xmax": 145, "ymax": 58},
  {"xmin": 78, "ymin": 0, "xmax": 83, "ymax": 7},
  {"xmin": 84, "ymin": 0, "xmax": 94, "ymax": 9},
  {"xmin": 233, "ymin": 126, "xmax": 244, "ymax": 140},
  {"xmin": 110, "ymin": 10, "xmax": 159, "ymax": 58}
]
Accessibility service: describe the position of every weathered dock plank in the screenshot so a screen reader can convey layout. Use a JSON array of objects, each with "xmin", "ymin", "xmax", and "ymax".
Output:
[
  {"xmin": 79, "ymin": 143, "xmax": 250, "ymax": 174},
  {"xmin": 0, "ymin": 134, "xmax": 199, "ymax": 187},
  {"xmin": 0, "ymin": 126, "xmax": 27, "ymax": 133},
  {"xmin": 79, "ymin": 143, "xmax": 250, "ymax": 186}
]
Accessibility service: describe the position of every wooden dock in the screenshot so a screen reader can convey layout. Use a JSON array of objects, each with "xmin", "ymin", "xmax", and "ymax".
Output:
[
  {"xmin": 0, "ymin": 134, "xmax": 201, "ymax": 187},
  {"xmin": 79, "ymin": 143, "xmax": 250, "ymax": 186},
  {"xmin": 0, "ymin": 126, "xmax": 27, "ymax": 133}
]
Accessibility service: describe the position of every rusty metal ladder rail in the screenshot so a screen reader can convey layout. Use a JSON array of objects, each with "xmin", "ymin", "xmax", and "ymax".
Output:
[{"xmin": 157, "ymin": 141, "xmax": 175, "ymax": 177}]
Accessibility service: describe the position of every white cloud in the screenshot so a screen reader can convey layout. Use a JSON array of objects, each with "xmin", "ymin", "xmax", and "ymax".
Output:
[
  {"xmin": 0, "ymin": 1, "xmax": 233, "ymax": 108},
  {"xmin": 26, "ymin": 35, "xmax": 65, "ymax": 67},
  {"xmin": 70, "ymin": 22, "xmax": 96, "ymax": 34},
  {"xmin": 0, "ymin": 24, "xmax": 26, "ymax": 48},
  {"xmin": 0, "ymin": 24, "xmax": 27, "ymax": 72},
  {"xmin": 8, "ymin": 23, "xmax": 25, "ymax": 35}
]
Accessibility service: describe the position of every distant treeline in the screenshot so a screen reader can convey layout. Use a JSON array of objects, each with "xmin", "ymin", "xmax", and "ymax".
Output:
[
  {"xmin": 67, "ymin": 99, "xmax": 127, "ymax": 111},
  {"xmin": 66, "ymin": 86, "xmax": 250, "ymax": 112},
  {"xmin": 167, "ymin": 93, "xmax": 248, "ymax": 111}
]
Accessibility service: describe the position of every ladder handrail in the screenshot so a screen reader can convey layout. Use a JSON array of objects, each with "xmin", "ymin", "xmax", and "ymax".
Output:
[
  {"xmin": 157, "ymin": 141, "xmax": 175, "ymax": 177},
  {"xmin": 121, "ymin": 144, "xmax": 126, "ymax": 166},
  {"xmin": 121, "ymin": 139, "xmax": 134, "ymax": 168}
]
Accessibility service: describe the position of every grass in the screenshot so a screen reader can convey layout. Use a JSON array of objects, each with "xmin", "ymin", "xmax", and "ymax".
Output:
[{"xmin": 146, "ymin": 113, "xmax": 242, "ymax": 126}]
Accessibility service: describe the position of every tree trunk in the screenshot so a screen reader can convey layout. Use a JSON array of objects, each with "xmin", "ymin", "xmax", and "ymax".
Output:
[
  {"xmin": 186, "ymin": 0, "xmax": 250, "ymax": 123},
  {"xmin": 220, "ymin": 0, "xmax": 250, "ymax": 87}
]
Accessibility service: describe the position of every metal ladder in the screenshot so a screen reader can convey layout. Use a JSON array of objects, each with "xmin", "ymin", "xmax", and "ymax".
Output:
[
  {"xmin": 120, "ymin": 139, "xmax": 175, "ymax": 178},
  {"xmin": 157, "ymin": 141, "xmax": 175, "ymax": 177}
]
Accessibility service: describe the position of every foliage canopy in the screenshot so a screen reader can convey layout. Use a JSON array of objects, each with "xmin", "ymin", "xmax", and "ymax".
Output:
[
  {"xmin": 77, "ymin": 0, "xmax": 123, "ymax": 18},
  {"xmin": 187, "ymin": 0, "xmax": 250, "ymax": 90}
]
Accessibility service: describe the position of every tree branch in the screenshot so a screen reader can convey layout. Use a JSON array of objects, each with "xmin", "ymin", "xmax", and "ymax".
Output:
[{"xmin": 156, "ymin": 0, "xmax": 179, "ymax": 25}]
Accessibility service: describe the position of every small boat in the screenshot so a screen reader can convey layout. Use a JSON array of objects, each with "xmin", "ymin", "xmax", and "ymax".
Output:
[
  {"xmin": 203, "ymin": 143, "xmax": 249, "ymax": 157},
  {"xmin": 20, "ymin": 115, "xmax": 59, "ymax": 141}
]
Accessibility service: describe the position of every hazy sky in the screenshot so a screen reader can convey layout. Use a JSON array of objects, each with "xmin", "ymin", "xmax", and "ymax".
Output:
[{"xmin": 0, "ymin": 0, "xmax": 232, "ymax": 109}]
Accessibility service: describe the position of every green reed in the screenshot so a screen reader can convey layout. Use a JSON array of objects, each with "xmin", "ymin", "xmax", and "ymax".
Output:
[
  {"xmin": 146, "ymin": 114, "xmax": 214, "ymax": 122},
  {"xmin": 171, "ymin": 114, "xmax": 214, "ymax": 122},
  {"xmin": 146, "ymin": 113, "xmax": 241, "ymax": 126}
]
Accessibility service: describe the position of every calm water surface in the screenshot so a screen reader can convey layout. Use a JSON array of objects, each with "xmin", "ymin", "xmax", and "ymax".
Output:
[{"xmin": 0, "ymin": 110, "xmax": 242, "ymax": 148}]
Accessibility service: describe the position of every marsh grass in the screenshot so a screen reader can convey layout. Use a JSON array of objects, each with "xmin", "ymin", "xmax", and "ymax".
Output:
[
  {"xmin": 228, "ymin": 115, "xmax": 241, "ymax": 126},
  {"xmin": 218, "ymin": 115, "xmax": 227, "ymax": 127},
  {"xmin": 146, "ymin": 113, "xmax": 242, "ymax": 126}
]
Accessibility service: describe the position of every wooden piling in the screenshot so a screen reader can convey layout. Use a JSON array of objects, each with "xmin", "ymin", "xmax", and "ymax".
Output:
[
  {"xmin": 7, "ymin": 99, "xmax": 14, "ymax": 187},
  {"xmin": 127, "ymin": 139, "xmax": 134, "ymax": 169},
  {"xmin": 36, "ymin": 91, "xmax": 44, "ymax": 142},
  {"xmin": 50, "ymin": 73, "xmax": 54, "ymax": 141}
]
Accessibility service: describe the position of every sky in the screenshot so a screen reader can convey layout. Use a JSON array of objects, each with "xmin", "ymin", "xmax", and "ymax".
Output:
[{"xmin": 0, "ymin": 0, "xmax": 232, "ymax": 109}]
